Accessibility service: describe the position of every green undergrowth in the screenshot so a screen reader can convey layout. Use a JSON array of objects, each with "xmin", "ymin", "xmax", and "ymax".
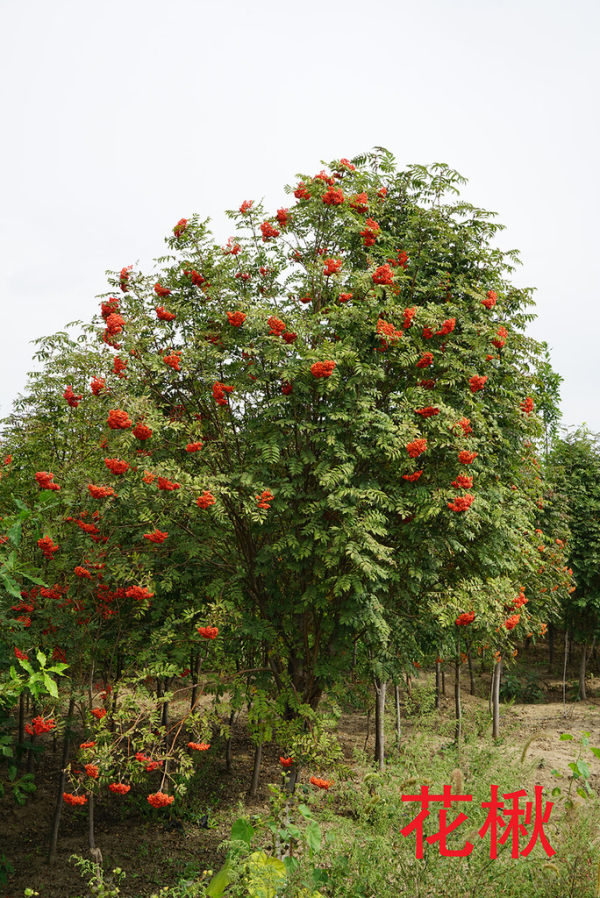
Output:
[{"xmin": 68, "ymin": 727, "xmax": 600, "ymax": 898}]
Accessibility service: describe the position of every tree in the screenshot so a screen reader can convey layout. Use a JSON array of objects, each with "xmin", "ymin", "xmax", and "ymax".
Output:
[
  {"xmin": 547, "ymin": 428, "xmax": 600, "ymax": 699},
  {"xmin": 1, "ymin": 149, "xmax": 562, "ymax": 794}
]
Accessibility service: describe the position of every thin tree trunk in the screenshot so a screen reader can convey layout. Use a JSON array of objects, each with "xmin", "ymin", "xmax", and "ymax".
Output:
[
  {"xmin": 579, "ymin": 641, "xmax": 588, "ymax": 701},
  {"xmin": 17, "ymin": 692, "xmax": 26, "ymax": 768},
  {"xmin": 562, "ymin": 628, "xmax": 569, "ymax": 717},
  {"xmin": 467, "ymin": 651, "xmax": 475, "ymax": 696},
  {"xmin": 492, "ymin": 657, "xmax": 502, "ymax": 740},
  {"xmin": 88, "ymin": 793, "xmax": 103, "ymax": 880},
  {"xmin": 109, "ymin": 688, "xmax": 118, "ymax": 733},
  {"xmin": 26, "ymin": 701, "xmax": 37, "ymax": 773},
  {"xmin": 248, "ymin": 741, "xmax": 262, "ymax": 797},
  {"xmin": 441, "ymin": 668, "xmax": 446, "ymax": 696},
  {"xmin": 435, "ymin": 662, "xmax": 441, "ymax": 710},
  {"xmin": 48, "ymin": 695, "xmax": 76, "ymax": 863},
  {"xmin": 374, "ymin": 678, "xmax": 387, "ymax": 771},
  {"xmin": 454, "ymin": 654, "xmax": 462, "ymax": 746},
  {"xmin": 548, "ymin": 623, "xmax": 554, "ymax": 671},
  {"xmin": 191, "ymin": 651, "xmax": 202, "ymax": 710},
  {"xmin": 161, "ymin": 677, "xmax": 171, "ymax": 729},
  {"xmin": 284, "ymin": 765, "xmax": 299, "ymax": 795},
  {"xmin": 225, "ymin": 709, "xmax": 236, "ymax": 772},
  {"xmin": 88, "ymin": 792, "xmax": 95, "ymax": 853},
  {"xmin": 394, "ymin": 684, "xmax": 402, "ymax": 744},
  {"xmin": 374, "ymin": 682, "xmax": 380, "ymax": 762},
  {"xmin": 363, "ymin": 706, "xmax": 372, "ymax": 753}
]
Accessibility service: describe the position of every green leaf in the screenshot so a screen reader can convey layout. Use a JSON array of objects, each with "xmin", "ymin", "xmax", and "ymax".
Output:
[
  {"xmin": 283, "ymin": 856, "xmax": 299, "ymax": 876},
  {"xmin": 43, "ymin": 674, "xmax": 58, "ymax": 698},
  {"xmin": 576, "ymin": 759, "xmax": 591, "ymax": 779},
  {"xmin": 7, "ymin": 521, "xmax": 22, "ymax": 547},
  {"xmin": 36, "ymin": 492, "xmax": 59, "ymax": 508},
  {"xmin": 1, "ymin": 574, "xmax": 23, "ymax": 599},
  {"xmin": 231, "ymin": 817, "xmax": 254, "ymax": 847},
  {"xmin": 21, "ymin": 573, "xmax": 47, "ymax": 586},
  {"xmin": 559, "ymin": 733, "xmax": 573, "ymax": 741},
  {"xmin": 305, "ymin": 820, "xmax": 322, "ymax": 853},
  {"xmin": 206, "ymin": 861, "xmax": 231, "ymax": 898}
]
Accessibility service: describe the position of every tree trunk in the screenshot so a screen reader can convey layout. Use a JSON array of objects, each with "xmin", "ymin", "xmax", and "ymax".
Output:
[
  {"xmin": 88, "ymin": 792, "xmax": 96, "ymax": 853},
  {"xmin": 441, "ymin": 667, "xmax": 446, "ymax": 696},
  {"xmin": 579, "ymin": 641, "xmax": 588, "ymax": 701},
  {"xmin": 374, "ymin": 678, "xmax": 387, "ymax": 771},
  {"xmin": 562, "ymin": 628, "xmax": 569, "ymax": 717},
  {"xmin": 48, "ymin": 695, "xmax": 76, "ymax": 863},
  {"xmin": 363, "ymin": 706, "xmax": 371, "ymax": 754},
  {"xmin": 26, "ymin": 701, "xmax": 37, "ymax": 773},
  {"xmin": 17, "ymin": 692, "xmax": 26, "ymax": 768},
  {"xmin": 492, "ymin": 657, "xmax": 502, "ymax": 740},
  {"xmin": 454, "ymin": 655, "xmax": 462, "ymax": 745},
  {"xmin": 548, "ymin": 623, "xmax": 554, "ymax": 671},
  {"xmin": 88, "ymin": 793, "xmax": 103, "ymax": 880},
  {"xmin": 435, "ymin": 662, "xmax": 441, "ymax": 710},
  {"xmin": 467, "ymin": 650, "xmax": 475, "ymax": 696},
  {"xmin": 394, "ymin": 684, "xmax": 402, "ymax": 744},
  {"xmin": 225, "ymin": 709, "xmax": 236, "ymax": 772},
  {"xmin": 161, "ymin": 677, "xmax": 171, "ymax": 729},
  {"xmin": 248, "ymin": 741, "xmax": 262, "ymax": 797},
  {"xmin": 191, "ymin": 651, "xmax": 202, "ymax": 710},
  {"xmin": 284, "ymin": 765, "xmax": 299, "ymax": 794}
]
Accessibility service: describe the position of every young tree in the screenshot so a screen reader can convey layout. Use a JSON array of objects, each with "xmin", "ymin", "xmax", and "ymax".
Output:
[{"xmin": 547, "ymin": 429, "xmax": 600, "ymax": 699}]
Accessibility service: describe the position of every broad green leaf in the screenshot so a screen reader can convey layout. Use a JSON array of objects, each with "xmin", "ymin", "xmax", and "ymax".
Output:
[
  {"xmin": 231, "ymin": 817, "xmax": 254, "ymax": 847},
  {"xmin": 43, "ymin": 674, "xmax": 58, "ymax": 698}
]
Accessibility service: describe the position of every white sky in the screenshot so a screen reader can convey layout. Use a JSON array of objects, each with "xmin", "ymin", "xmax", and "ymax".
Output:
[{"xmin": 1, "ymin": 0, "xmax": 598, "ymax": 431}]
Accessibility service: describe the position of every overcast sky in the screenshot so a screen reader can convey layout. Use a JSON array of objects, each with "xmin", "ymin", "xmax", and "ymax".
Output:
[{"xmin": 1, "ymin": 0, "xmax": 598, "ymax": 432}]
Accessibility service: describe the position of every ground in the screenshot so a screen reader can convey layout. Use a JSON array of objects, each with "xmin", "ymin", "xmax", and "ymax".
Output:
[{"xmin": 3, "ymin": 649, "xmax": 600, "ymax": 898}]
